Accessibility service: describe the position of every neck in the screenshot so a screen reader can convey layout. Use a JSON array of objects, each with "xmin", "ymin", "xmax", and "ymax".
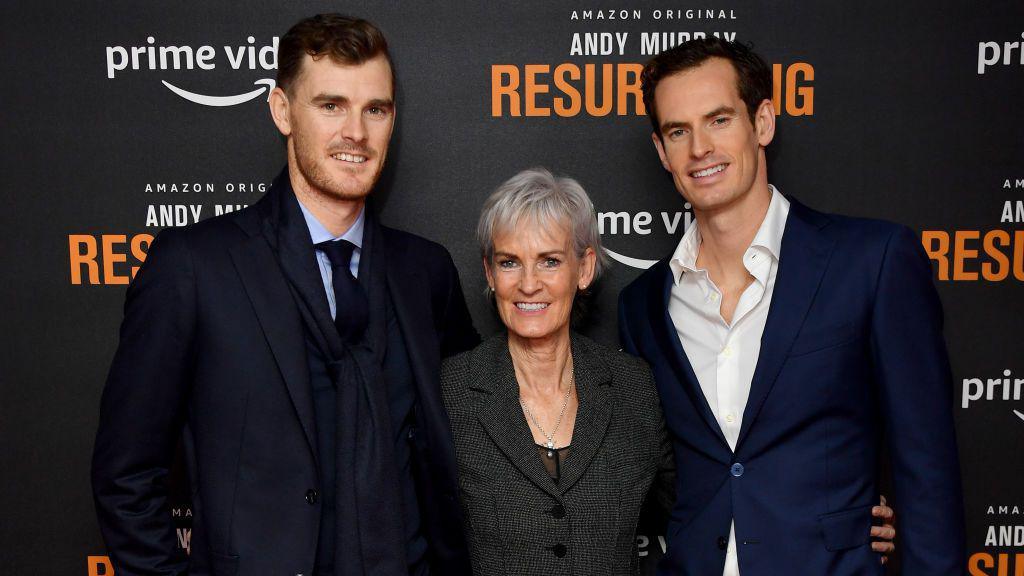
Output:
[
  {"xmin": 693, "ymin": 179, "xmax": 772, "ymax": 281},
  {"xmin": 287, "ymin": 157, "xmax": 365, "ymax": 237},
  {"xmin": 508, "ymin": 328, "xmax": 573, "ymax": 396}
]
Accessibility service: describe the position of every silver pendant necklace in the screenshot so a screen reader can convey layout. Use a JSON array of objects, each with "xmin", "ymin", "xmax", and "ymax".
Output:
[{"xmin": 520, "ymin": 367, "xmax": 575, "ymax": 458}]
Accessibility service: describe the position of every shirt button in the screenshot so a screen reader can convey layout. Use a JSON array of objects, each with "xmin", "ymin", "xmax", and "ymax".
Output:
[
  {"xmin": 717, "ymin": 536, "xmax": 728, "ymax": 550},
  {"xmin": 710, "ymin": 292, "xmax": 719, "ymax": 302},
  {"xmin": 725, "ymin": 413, "xmax": 735, "ymax": 424},
  {"xmin": 722, "ymin": 347, "xmax": 733, "ymax": 358},
  {"xmin": 731, "ymin": 463, "xmax": 745, "ymax": 477},
  {"xmin": 552, "ymin": 543, "xmax": 567, "ymax": 558},
  {"xmin": 305, "ymin": 489, "xmax": 319, "ymax": 505}
]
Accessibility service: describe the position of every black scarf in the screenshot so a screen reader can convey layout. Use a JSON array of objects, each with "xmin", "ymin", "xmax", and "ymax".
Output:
[{"xmin": 260, "ymin": 170, "xmax": 407, "ymax": 575}]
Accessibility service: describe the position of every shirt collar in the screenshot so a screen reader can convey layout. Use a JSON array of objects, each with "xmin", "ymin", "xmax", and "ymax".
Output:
[
  {"xmin": 750, "ymin": 185, "xmax": 789, "ymax": 260},
  {"xmin": 669, "ymin": 212, "xmax": 703, "ymax": 282},
  {"xmin": 297, "ymin": 199, "xmax": 365, "ymax": 249},
  {"xmin": 669, "ymin": 185, "xmax": 790, "ymax": 284}
]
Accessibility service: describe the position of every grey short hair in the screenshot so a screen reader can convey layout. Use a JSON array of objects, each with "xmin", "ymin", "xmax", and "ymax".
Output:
[{"xmin": 477, "ymin": 168, "xmax": 607, "ymax": 284}]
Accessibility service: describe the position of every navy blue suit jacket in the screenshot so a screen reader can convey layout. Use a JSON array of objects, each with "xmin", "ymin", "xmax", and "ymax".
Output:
[
  {"xmin": 91, "ymin": 175, "xmax": 479, "ymax": 576},
  {"xmin": 618, "ymin": 198, "xmax": 965, "ymax": 575}
]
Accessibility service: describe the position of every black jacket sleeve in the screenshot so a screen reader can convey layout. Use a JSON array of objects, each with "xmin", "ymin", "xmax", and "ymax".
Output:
[{"xmin": 91, "ymin": 228, "xmax": 196, "ymax": 576}]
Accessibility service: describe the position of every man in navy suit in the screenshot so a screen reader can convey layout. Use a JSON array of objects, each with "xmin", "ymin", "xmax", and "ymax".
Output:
[
  {"xmin": 92, "ymin": 15, "xmax": 478, "ymax": 576},
  {"xmin": 618, "ymin": 38, "xmax": 965, "ymax": 575}
]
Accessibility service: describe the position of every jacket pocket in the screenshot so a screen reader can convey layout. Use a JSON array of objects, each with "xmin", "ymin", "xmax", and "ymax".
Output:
[
  {"xmin": 789, "ymin": 322, "xmax": 862, "ymax": 358},
  {"xmin": 818, "ymin": 504, "xmax": 872, "ymax": 551}
]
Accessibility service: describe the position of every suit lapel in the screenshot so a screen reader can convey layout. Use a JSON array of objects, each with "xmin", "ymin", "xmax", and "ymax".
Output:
[
  {"xmin": 228, "ymin": 182, "xmax": 320, "ymax": 462},
  {"xmin": 647, "ymin": 261, "xmax": 730, "ymax": 449},
  {"xmin": 736, "ymin": 200, "xmax": 835, "ymax": 449},
  {"xmin": 472, "ymin": 337, "xmax": 562, "ymax": 500},
  {"xmin": 555, "ymin": 336, "xmax": 612, "ymax": 493},
  {"xmin": 270, "ymin": 183, "xmax": 343, "ymax": 359}
]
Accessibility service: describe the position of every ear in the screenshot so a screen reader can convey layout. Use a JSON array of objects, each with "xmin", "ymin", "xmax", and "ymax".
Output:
[
  {"xmin": 652, "ymin": 131, "xmax": 672, "ymax": 172},
  {"xmin": 754, "ymin": 98, "xmax": 776, "ymax": 147},
  {"xmin": 269, "ymin": 87, "xmax": 292, "ymax": 137},
  {"xmin": 482, "ymin": 256, "xmax": 495, "ymax": 291},
  {"xmin": 578, "ymin": 247, "xmax": 597, "ymax": 290}
]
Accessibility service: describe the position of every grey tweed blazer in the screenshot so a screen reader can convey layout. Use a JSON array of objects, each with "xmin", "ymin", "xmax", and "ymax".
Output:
[{"xmin": 441, "ymin": 332, "xmax": 674, "ymax": 576}]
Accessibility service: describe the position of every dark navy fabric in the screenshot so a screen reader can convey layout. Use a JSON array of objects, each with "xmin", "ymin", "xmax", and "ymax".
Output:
[
  {"xmin": 618, "ymin": 198, "xmax": 965, "ymax": 576},
  {"xmin": 91, "ymin": 169, "xmax": 479, "ymax": 576},
  {"xmin": 308, "ymin": 293, "xmax": 427, "ymax": 576}
]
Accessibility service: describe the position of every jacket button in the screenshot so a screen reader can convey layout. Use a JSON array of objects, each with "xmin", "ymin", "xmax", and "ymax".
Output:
[
  {"xmin": 305, "ymin": 489, "xmax": 319, "ymax": 505},
  {"xmin": 551, "ymin": 504, "xmax": 566, "ymax": 519},
  {"xmin": 730, "ymin": 462, "xmax": 744, "ymax": 477},
  {"xmin": 717, "ymin": 536, "xmax": 728, "ymax": 550},
  {"xmin": 552, "ymin": 543, "xmax": 567, "ymax": 558}
]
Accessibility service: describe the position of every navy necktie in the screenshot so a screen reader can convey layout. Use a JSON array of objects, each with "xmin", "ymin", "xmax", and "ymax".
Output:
[{"xmin": 315, "ymin": 239, "xmax": 369, "ymax": 343}]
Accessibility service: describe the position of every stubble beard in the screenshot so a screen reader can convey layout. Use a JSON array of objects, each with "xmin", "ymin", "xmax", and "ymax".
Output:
[{"xmin": 291, "ymin": 135, "xmax": 385, "ymax": 202}]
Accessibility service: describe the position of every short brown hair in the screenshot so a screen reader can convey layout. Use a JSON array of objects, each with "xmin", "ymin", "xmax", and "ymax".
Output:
[
  {"xmin": 276, "ymin": 14, "xmax": 394, "ymax": 94},
  {"xmin": 642, "ymin": 38, "xmax": 771, "ymax": 137}
]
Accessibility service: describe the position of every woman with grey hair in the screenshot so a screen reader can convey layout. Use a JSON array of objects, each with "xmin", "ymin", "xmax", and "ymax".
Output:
[{"xmin": 440, "ymin": 168, "xmax": 895, "ymax": 575}]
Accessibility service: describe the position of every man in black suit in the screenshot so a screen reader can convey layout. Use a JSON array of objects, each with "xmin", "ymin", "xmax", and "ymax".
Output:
[{"xmin": 91, "ymin": 14, "xmax": 479, "ymax": 576}]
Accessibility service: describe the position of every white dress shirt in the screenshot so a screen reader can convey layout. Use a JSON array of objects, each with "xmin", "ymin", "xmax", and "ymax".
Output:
[
  {"xmin": 298, "ymin": 200, "xmax": 365, "ymax": 320},
  {"xmin": 667, "ymin": 186, "xmax": 789, "ymax": 576}
]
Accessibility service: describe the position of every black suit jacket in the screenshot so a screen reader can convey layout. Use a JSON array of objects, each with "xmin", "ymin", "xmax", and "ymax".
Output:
[{"xmin": 91, "ymin": 173, "xmax": 480, "ymax": 576}]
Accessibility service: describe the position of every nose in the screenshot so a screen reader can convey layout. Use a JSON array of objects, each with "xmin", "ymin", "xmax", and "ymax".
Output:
[
  {"xmin": 340, "ymin": 110, "xmax": 367, "ymax": 144},
  {"xmin": 690, "ymin": 127, "xmax": 713, "ymax": 159},
  {"xmin": 518, "ymin": 266, "xmax": 541, "ymax": 295}
]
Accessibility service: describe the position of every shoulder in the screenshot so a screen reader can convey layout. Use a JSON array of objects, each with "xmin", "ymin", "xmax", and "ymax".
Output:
[
  {"xmin": 791, "ymin": 197, "xmax": 911, "ymax": 253},
  {"xmin": 441, "ymin": 333, "xmax": 506, "ymax": 409},
  {"xmin": 380, "ymin": 223, "xmax": 453, "ymax": 264},
  {"xmin": 574, "ymin": 333, "xmax": 648, "ymax": 370},
  {"xmin": 573, "ymin": 334, "xmax": 654, "ymax": 394},
  {"xmin": 619, "ymin": 257, "xmax": 670, "ymax": 307},
  {"xmin": 379, "ymin": 223, "xmax": 463, "ymax": 291},
  {"xmin": 151, "ymin": 208, "xmax": 253, "ymax": 255}
]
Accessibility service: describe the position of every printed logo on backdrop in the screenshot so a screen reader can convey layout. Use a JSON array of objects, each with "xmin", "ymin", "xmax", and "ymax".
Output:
[
  {"xmin": 967, "ymin": 504, "xmax": 1024, "ymax": 575},
  {"xmin": 962, "ymin": 368, "xmax": 1024, "ymax": 422},
  {"xmin": 68, "ymin": 181, "xmax": 267, "ymax": 286},
  {"xmin": 105, "ymin": 36, "xmax": 278, "ymax": 106},
  {"xmin": 488, "ymin": 8, "xmax": 816, "ymax": 269},
  {"xmin": 87, "ymin": 507, "xmax": 191, "ymax": 575},
  {"xmin": 977, "ymin": 32, "xmax": 1024, "ymax": 74},
  {"xmin": 922, "ymin": 178, "xmax": 1024, "ymax": 282}
]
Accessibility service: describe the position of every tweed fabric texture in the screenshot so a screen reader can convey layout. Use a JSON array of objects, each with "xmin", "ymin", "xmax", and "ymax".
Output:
[{"xmin": 441, "ymin": 332, "xmax": 674, "ymax": 576}]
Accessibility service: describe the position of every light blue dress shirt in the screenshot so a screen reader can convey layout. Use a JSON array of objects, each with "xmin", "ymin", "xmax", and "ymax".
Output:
[{"xmin": 297, "ymin": 200, "xmax": 365, "ymax": 320}]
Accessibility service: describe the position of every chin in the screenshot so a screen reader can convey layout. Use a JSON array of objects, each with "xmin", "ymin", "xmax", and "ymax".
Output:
[{"xmin": 321, "ymin": 173, "xmax": 376, "ymax": 200}]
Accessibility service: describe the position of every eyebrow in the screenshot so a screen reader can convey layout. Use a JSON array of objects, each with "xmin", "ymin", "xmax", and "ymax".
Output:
[
  {"xmin": 309, "ymin": 94, "xmax": 395, "ymax": 110},
  {"xmin": 367, "ymin": 98, "xmax": 395, "ymax": 110},
  {"xmin": 659, "ymin": 105, "xmax": 738, "ymax": 134},
  {"xmin": 310, "ymin": 93, "xmax": 349, "ymax": 105},
  {"xmin": 493, "ymin": 250, "xmax": 567, "ymax": 258},
  {"xmin": 704, "ymin": 105, "xmax": 737, "ymax": 119}
]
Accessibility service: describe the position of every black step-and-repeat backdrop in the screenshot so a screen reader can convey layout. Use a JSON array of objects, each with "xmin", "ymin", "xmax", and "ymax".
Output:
[{"xmin": 2, "ymin": 1, "xmax": 1022, "ymax": 573}]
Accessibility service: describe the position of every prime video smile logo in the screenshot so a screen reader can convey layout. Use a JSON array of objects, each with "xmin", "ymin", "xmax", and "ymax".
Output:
[
  {"xmin": 105, "ymin": 36, "xmax": 279, "ymax": 106},
  {"xmin": 598, "ymin": 203, "xmax": 694, "ymax": 269}
]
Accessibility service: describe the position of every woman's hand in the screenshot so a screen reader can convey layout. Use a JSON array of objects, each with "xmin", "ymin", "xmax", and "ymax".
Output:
[{"xmin": 871, "ymin": 494, "xmax": 896, "ymax": 564}]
